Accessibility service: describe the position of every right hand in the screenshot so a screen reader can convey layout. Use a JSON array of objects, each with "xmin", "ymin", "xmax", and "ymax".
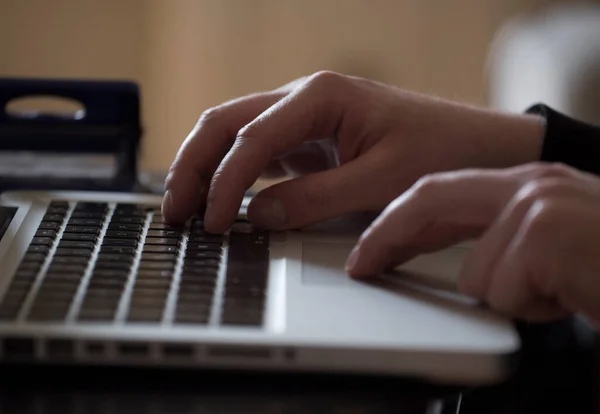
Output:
[{"xmin": 163, "ymin": 71, "xmax": 545, "ymax": 233}]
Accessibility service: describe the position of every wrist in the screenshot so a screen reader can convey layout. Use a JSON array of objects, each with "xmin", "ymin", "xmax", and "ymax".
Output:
[{"xmin": 469, "ymin": 109, "xmax": 546, "ymax": 168}]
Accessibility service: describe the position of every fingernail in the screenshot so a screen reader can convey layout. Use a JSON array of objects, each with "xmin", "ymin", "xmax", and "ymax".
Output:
[
  {"xmin": 250, "ymin": 197, "xmax": 287, "ymax": 229},
  {"xmin": 345, "ymin": 246, "xmax": 360, "ymax": 274},
  {"xmin": 203, "ymin": 198, "xmax": 217, "ymax": 229},
  {"xmin": 161, "ymin": 189, "xmax": 173, "ymax": 218}
]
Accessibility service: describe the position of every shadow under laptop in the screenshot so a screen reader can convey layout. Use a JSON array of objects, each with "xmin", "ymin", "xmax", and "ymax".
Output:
[{"xmin": 0, "ymin": 364, "xmax": 463, "ymax": 414}]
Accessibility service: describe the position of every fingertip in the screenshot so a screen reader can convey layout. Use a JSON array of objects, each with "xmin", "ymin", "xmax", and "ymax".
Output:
[
  {"xmin": 162, "ymin": 172, "xmax": 206, "ymax": 225},
  {"xmin": 345, "ymin": 245, "xmax": 377, "ymax": 279}
]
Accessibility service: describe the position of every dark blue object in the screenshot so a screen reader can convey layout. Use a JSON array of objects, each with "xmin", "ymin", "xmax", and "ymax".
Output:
[{"xmin": 0, "ymin": 77, "xmax": 142, "ymax": 192}]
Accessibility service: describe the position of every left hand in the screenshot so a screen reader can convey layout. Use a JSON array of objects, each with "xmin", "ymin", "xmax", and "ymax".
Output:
[{"xmin": 346, "ymin": 162, "xmax": 600, "ymax": 326}]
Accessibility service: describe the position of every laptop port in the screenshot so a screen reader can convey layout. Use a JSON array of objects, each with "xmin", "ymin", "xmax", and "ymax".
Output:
[
  {"xmin": 46, "ymin": 339, "xmax": 74, "ymax": 359},
  {"xmin": 162, "ymin": 344, "xmax": 194, "ymax": 359},
  {"xmin": 283, "ymin": 348, "xmax": 296, "ymax": 362},
  {"xmin": 85, "ymin": 342, "xmax": 105, "ymax": 357},
  {"xmin": 206, "ymin": 345, "xmax": 271, "ymax": 360},
  {"xmin": 117, "ymin": 343, "xmax": 149, "ymax": 357},
  {"xmin": 1, "ymin": 337, "xmax": 35, "ymax": 359}
]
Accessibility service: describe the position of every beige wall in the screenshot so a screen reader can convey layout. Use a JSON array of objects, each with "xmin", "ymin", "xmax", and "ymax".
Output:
[{"xmin": 0, "ymin": 0, "xmax": 562, "ymax": 172}]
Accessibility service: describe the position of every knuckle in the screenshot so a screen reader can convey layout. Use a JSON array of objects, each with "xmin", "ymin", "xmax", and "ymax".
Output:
[
  {"xmin": 412, "ymin": 174, "xmax": 443, "ymax": 198},
  {"xmin": 525, "ymin": 200, "xmax": 559, "ymax": 235},
  {"xmin": 197, "ymin": 106, "xmax": 223, "ymax": 127},
  {"xmin": 306, "ymin": 70, "xmax": 346, "ymax": 90},
  {"xmin": 530, "ymin": 162, "xmax": 574, "ymax": 180},
  {"xmin": 512, "ymin": 178, "xmax": 571, "ymax": 213}
]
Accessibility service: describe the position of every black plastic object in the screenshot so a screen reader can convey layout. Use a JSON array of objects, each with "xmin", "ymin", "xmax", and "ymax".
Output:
[{"xmin": 0, "ymin": 77, "xmax": 142, "ymax": 192}]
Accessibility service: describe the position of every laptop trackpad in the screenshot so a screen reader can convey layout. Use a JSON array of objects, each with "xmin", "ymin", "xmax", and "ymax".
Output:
[
  {"xmin": 301, "ymin": 241, "xmax": 355, "ymax": 286},
  {"xmin": 301, "ymin": 240, "xmax": 469, "ymax": 288}
]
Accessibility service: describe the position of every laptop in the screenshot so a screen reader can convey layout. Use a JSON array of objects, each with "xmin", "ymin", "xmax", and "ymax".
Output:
[{"xmin": 0, "ymin": 190, "xmax": 520, "ymax": 386}]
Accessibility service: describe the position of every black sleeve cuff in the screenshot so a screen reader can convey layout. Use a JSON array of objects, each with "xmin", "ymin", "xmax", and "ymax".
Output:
[{"xmin": 526, "ymin": 104, "xmax": 600, "ymax": 175}]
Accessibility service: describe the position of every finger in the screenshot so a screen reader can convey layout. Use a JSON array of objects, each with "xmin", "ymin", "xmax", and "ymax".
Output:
[
  {"xmin": 460, "ymin": 177, "xmax": 594, "ymax": 299},
  {"xmin": 345, "ymin": 169, "xmax": 518, "ymax": 279},
  {"xmin": 247, "ymin": 148, "xmax": 383, "ymax": 230},
  {"xmin": 163, "ymin": 91, "xmax": 286, "ymax": 224},
  {"xmin": 483, "ymin": 199, "xmax": 572, "ymax": 321},
  {"xmin": 278, "ymin": 140, "xmax": 338, "ymax": 176},
  {"xmin": 204, "ymin": 72, "xmax": 348, "ymax": 233}
]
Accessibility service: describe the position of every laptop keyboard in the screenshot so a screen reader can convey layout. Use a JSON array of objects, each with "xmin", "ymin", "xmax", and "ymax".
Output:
[{"xmin": 0, "ymin": 200, "xmax": 269, "ymax": 327}]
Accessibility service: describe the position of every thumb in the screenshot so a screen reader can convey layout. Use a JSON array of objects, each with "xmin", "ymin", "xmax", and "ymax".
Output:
[{"xmin": 247, "ymin": 151, "xmax": 386, "ymax": 230}]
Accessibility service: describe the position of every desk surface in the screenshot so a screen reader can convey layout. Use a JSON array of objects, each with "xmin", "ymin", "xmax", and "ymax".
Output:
[{"xmin": 0, "ymin": 318, "xmax": 597, "ymax": 414}]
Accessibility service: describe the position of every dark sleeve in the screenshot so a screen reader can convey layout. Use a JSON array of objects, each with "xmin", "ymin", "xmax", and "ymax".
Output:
[{"xmin": 526, "ymin": 104, "xmax": 600, "ymax": 175}]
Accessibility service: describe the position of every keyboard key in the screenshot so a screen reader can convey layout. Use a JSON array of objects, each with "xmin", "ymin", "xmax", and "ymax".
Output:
[
  {"xmin": 49, "ymin": 200, "xmax": 70, "ymax": 209},
  {"xmin": 112, "ymin": 210, "xmax": 146, "ymax": 218},
  {"xmin": 42, "ymin": 214, "xmax": 65, "ymax": 223},
  {"xmin": 183, "ymin": 259, "xmax": 220, "ymax": 269},
  {"xmin": 78, "ymin": 309, "xmax": 117, "ymax": 321},
  {"xmin": 140, "ymin": 253, "xmax": 177, "ymax": 262},
  {"xmin": 69, "ymin": 219, "xmax": 103, "ymax": 227},
  {"xmin": 13, "ymin": 270, "xmax": 38, "ymax": 281},
  {"xmin": 178, "ymin": 282, "xmax": 215, "ymax": 294},
  {"xmin": 138, "ymin": 261, "xmax": 175, "ymax": 271},
  {"xmin": 54, "ymin": 248, "xmax": 93, "ymax": 257},
  {"xmin": 96, "ymin": 254, "xmax": 135, "ymax": 263},
  {"xmin": 58, "ymin": 241, "xmax": 94, "ymax": 250},
  {"xmin": 144, "ymin": 237, "xmax": 179, "ymax": 246},
  {"xmin": 180, "ymin": 267, "xmax": 219, "ymax": 277},
  {"xmin": 38, "ymin": 222, "xmax": 60, "ymax": 231},
  {"xmin": 129, "ymin": 295, "xmax": 168, "ymax": 308},
  {"xmin": 100, "ymin": 246, "xmax": 136, "ymax": 255},
  {"xmin": 21, "ymin": 253, "xmax": 46, "ymax": 263},
  {"xmin": 110, "ymin": 217, "xmax": 144, "ymax": 225},
  {"xmin": 137, "ymin": 270, "xmax": 173, "ymax": 279},
  {"xmin": 146, "ymin": 230, "xmax": 182, "ymax": 238},
  {"xmin": 142, "ymin": 245, "xmax": 178, "ymax": 254},
  {"xmin": 88, "ymin": 278, "xmax": 127, "ymax": 289},
  {"xmin": 70, "ymin": 211, "xmax": 105, "ymax": 219},
  {"xmin": 174, "ymin": 312, "xmax": 210, "ymax": 324},
  {"xmin": 186, "ymin": 243, "xmax": 222, "ymax": 252},
  {"xmin": 101, "ymin": 238, "xmax": 138, "ymax": 247},
  {"xmin": 148, "ymin": 222, "xmax": 182, "ymax": 230},
  {"xmin": 184, "ymin": 250, "xmax": 221, "ymax": 260},
  {"xmin": 224, "ymin": 285, "xmax": 266, "ymax": 299},
  {"xmin": 50, "ymin": 256, "xmax": 89, "ymax": 265},
  {"xmin": 108, "ymin": 223, "xmax": 142, "ymax": 232},
  {"xmin": 64, "ymin": 226, "xmax": 99, "ymax": 234},
  {"xmin": 74, "ymin": 202, "xmax": 107, "ymax": 212},
  {"xmin": 18, "ymin": 262, "xmax": 42, "ymax": 272},
  {"xmin": 46, "ymin": 207, "xmax": 68, "ymax": 215},
  {"xmin": 150, "ymin": 214, "xmax": 165, "ymax": 224},
  {"xmin": 46, "ymin": 264, "xmax": 87, "ymax": 273},
  {"xmin": 60, "ymin": 233, "xmax": 97, "ymax": 242},
  {"xmin": 133, "ymin": 278, "xmax": 172, "ymax": 289},
  {"xmin": 94, "ymin": 262, "xmax": 132, "ymax": 271},
  {"xmin": 127, "ymin": 309, "xmax": 164, "ymax": 322},
  {"xmin": 188, "ymin": 234, "xmax": 223, "ymax": 244},
  {"xmin": 30, "ymin": 237, "xmax": 54, "ymax": 246},
  {"xmin": 27, "ymin": 245, "xmax": 50, "ymax": 254},
  {"xmin": 104, "ymin": 231, "xmax": 140, "ymax": 239},
  {"xmin": 90, "ymin": 269, "xmax": 130, "ymax": 279},
  {"xmin": 35, "ymin": 229, "xmax": 57, "ymax": 238}
]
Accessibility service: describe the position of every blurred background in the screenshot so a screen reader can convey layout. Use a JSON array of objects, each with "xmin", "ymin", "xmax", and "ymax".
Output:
[{"xmin": 1, "ymin": 0, "xmax": 599, "ymax": 175}]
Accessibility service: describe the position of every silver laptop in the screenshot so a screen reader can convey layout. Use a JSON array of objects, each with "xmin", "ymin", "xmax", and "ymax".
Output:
[{"xmin": 0, "ymin": 190, "xmax": 520, "ymax": 385}]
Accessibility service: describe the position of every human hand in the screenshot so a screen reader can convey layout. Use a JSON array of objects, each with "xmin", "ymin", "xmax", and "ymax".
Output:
[
  {"xmin": 163, "ymin": 71, "xmax": 544, "ymax": 233},
  {"xmin": 346, "ymin": 163, "xmax": 600, "ymax": 326}
]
